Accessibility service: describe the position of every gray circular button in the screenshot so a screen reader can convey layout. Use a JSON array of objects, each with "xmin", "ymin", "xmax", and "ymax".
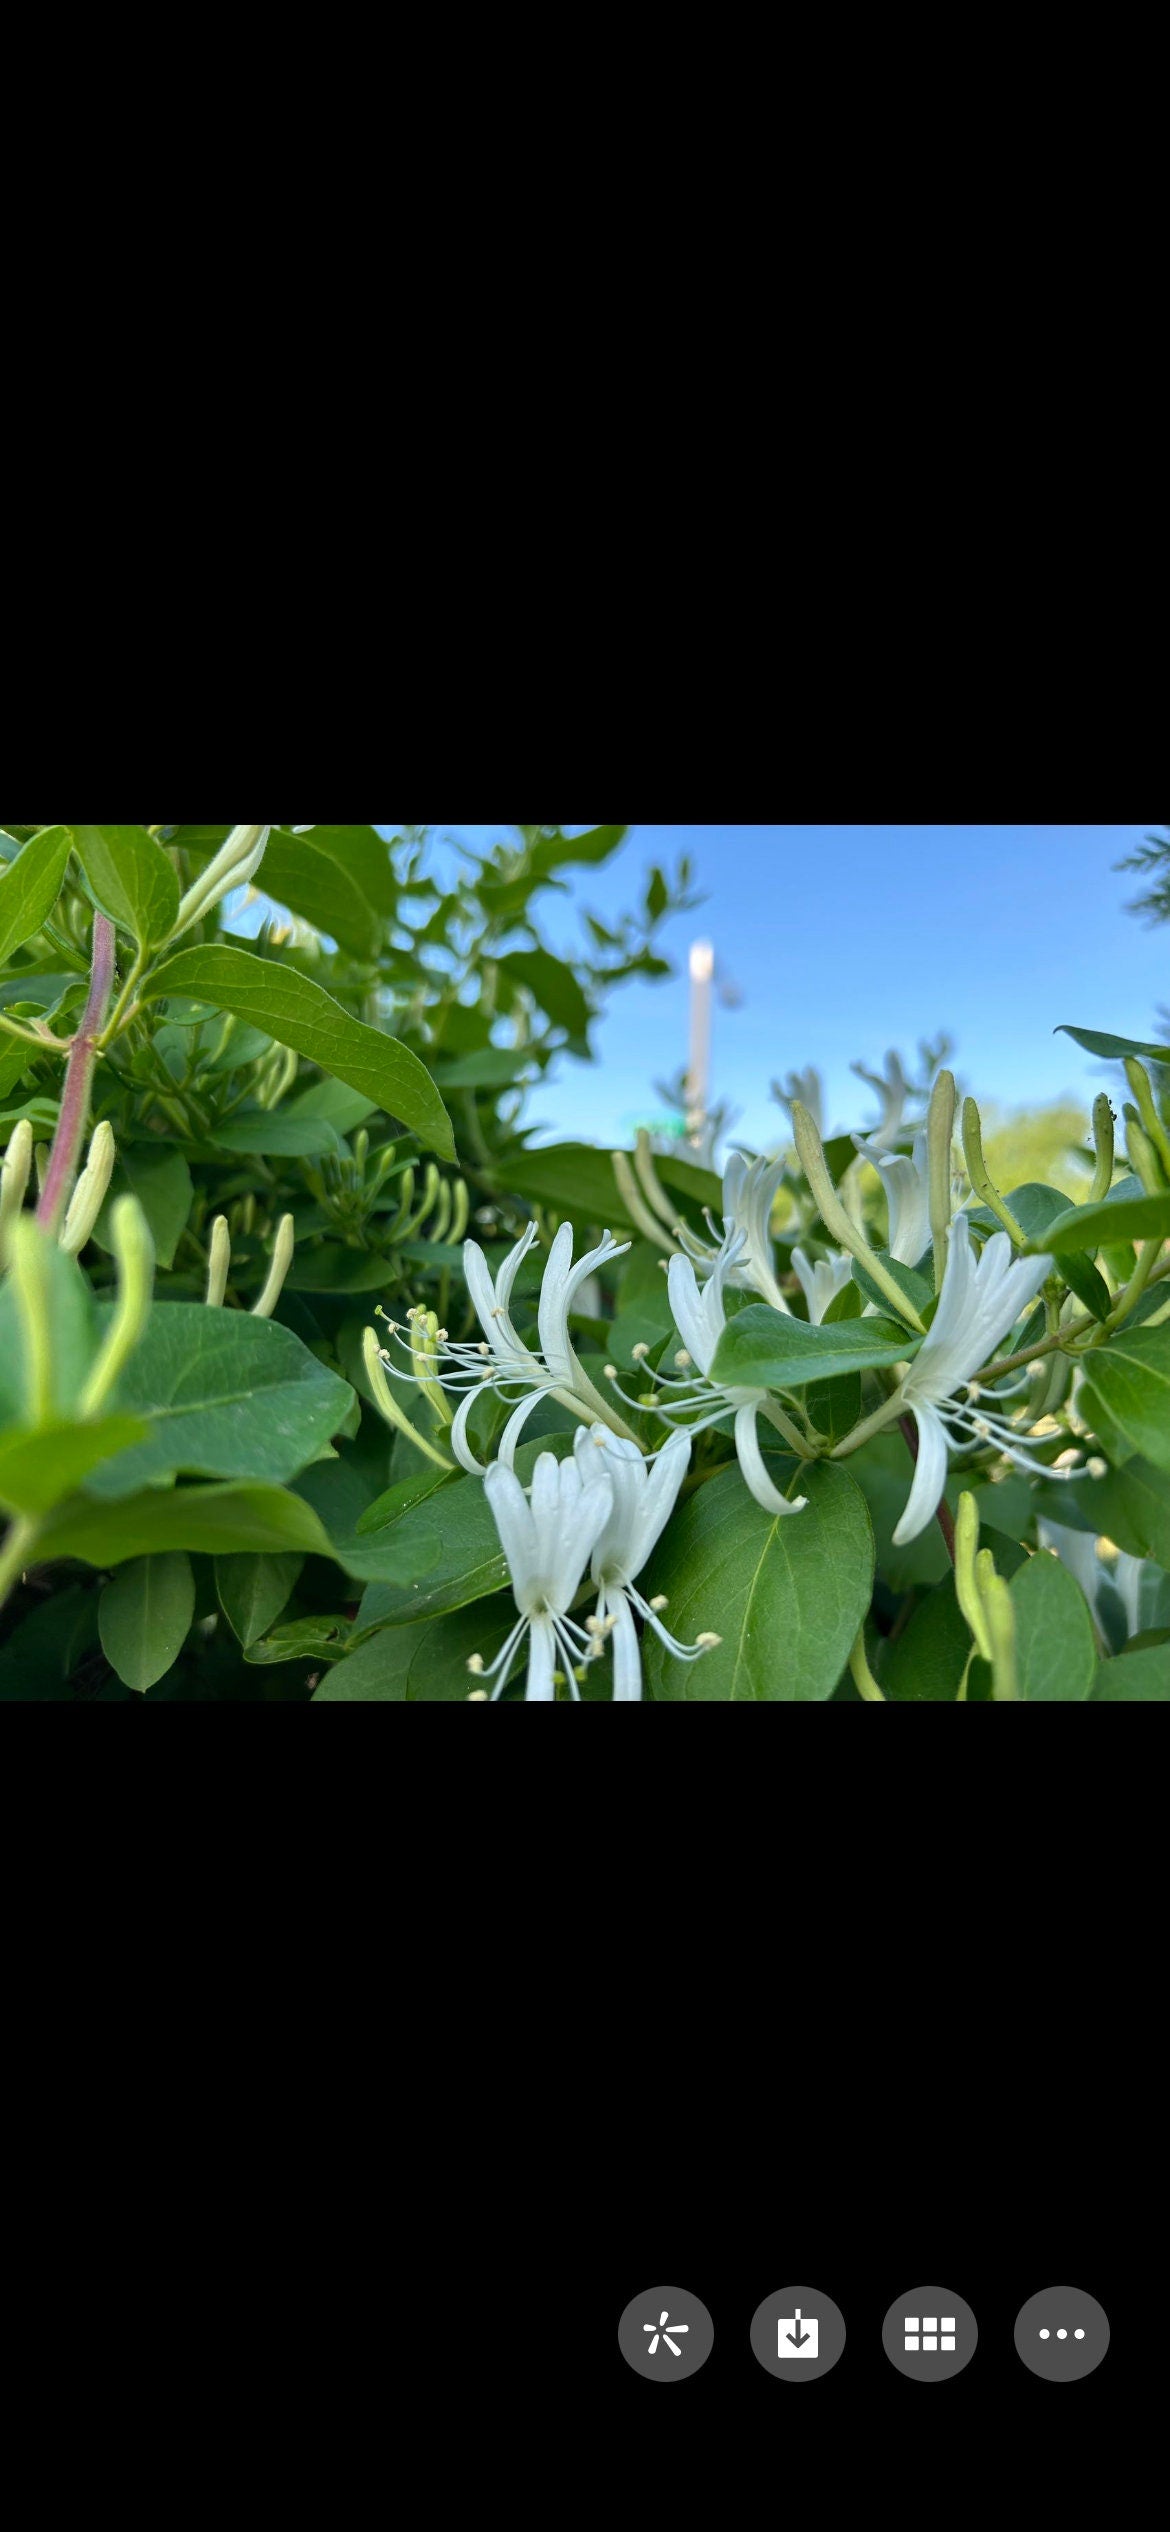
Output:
[
  {"xmin": 1014, "ymin": 2286, "xmax": 1109, "ymax": 2382},
  {"xmin": 749, "ymin": 2285, "xmax": 846, "ymax": 2381},
  {"xmin": 882, "ymin": 2286, "xmax": 978, "ymax": 2380},
  {"xmin": 617, "ymin": 2286, "xmax": 714, "ymax": 2382}
]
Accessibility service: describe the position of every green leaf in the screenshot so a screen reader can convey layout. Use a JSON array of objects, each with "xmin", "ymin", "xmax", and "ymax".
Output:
[
  {"xmin": 243, "ymin": 1616, "xmax": 349, "ymax": 1666},
  {"xmin": 69, "ymin": 825, "xmax": 180, "ymax": 949},
  {"xmin": 35, "ymin": 1481, "xmax": 337, "ymax": 1568},
  {"xmin": 1010, "ymin": 1551, "xmax": 1098, "ymax": 1700},
  {"xmin": 211, "ymin": 1113, "xmax": 343, "ymax": 1158},
  {"xmin": 640, "ymin": 1460, "xmax": 874, "ymax": 1701},
  {"xmin": 82, "ymin": 1304, "xmax": 354, "ymax": 1498},
  {"xmin": 354, "ymin": 1460, "xmax": 455, "ymax": 1537},
  {"xmin": 1025, "ymin": 1191, "xmax": 1170, "ymax": 1252},
  {"xmin": 430, "ymin": 1046, "xmax": 533, "ymax": 1090},
  {"xmin": 1057, "ymin": 1024, "xmax": 1170, "ymax": 1065},
  {"xmin": 1070, "ymin": 1455, "xmax": 1170, "ymax": 1570},
  {"xmin": 710, "ymin": 1302, "xmax": 916, "ymax": 1392},
  {"xmin": 99, "ymin": 1552, "xmax": 195, "ymax": 1692},
  {"xmin": 272, "ymin": 824, "xmax": 398, "ymax": 917},
  {"xmin": 351, "ymin": 1439, "xmax": 574, "ymax": 1622},
  {"xmin": 94, "ymin": 1145, "xmax": 194, "ymax": 1270},
  {"xmin": 965, "ymin": 1182, "xmax": 1113, "ymax": 1319},
  {"xmin": 1091, "ymin": 1643, "xmax": 1170, "ymax": 1699},
  {"xmin": 0, "ymin": 1416, "xmax": 147, "ymax": 1516},
  {"xmin": 0, "ymin": 827, "xmax": 74, "ymax": 965},
  {"xmin": 285, "ymin": 1245, "xmax": 399, "ymax": 1294},
  {"xmin": 142, "ymin": 946, "xmax": 455, "ymax": 1159},
  {"xmin": 880, "ymin": 1574, "xmax": 975, "ymax": 1702},
  {"xmin": 851, "ymin": 1252, "xmax": 934, "ymax": 1320},
  {"xmin": 528, "ymin": 824, "xmax": 629, "ymax": 876},
  {"xmin": 499, "ymin": 949, "xmax": 591, "ymax": 1037},
  {"xmin": 1079, "ymin": 1325, "xmax": 1170, "ymax": 1476},
  {"xmin": 493, "ymin": 1141, "xmax": 720, "ymax": 1237},
  {"xmin": 849, "ymin": 1432, "xmax": 953, "ymax": 1593},
  {"xmin": 258, "ymin": 829, "xmax": 381, "ymax": 961},
  {"xmin": 315, "ymin": 1594, "xmax": 517, "ymax": 1701},
  {"xmin": 215, "ymin": 1552, "xmax": 305, "ymax": 1647},
  {"xmin": 286, "ymin": 1077, "xmax": 378, "ymax": 1133}
]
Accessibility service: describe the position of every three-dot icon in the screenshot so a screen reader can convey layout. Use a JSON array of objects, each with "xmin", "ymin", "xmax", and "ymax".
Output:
[{"xmin": 1014, "ymin": 2290, "xmax": 1108, "ymax": 2381}]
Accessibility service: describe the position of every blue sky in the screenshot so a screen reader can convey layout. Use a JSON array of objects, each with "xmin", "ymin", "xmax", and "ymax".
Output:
[{"xmin": 427, "ymin": 824, "xmax": 1166, "ymax": 1153}]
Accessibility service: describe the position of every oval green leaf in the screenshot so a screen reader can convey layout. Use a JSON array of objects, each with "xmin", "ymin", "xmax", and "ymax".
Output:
[
  {"xmin": 1079, "ymin": 1325, "xmax": 1170, "ymax": 1477},
  {"xmin": 710, "ymin": 1302, "xmax": 916, "ymax": 1392},
  {"xmin": 1010, "ymin": 1549, "xmax": 1098, "ymax": 1700},
  {"xmin": 70, "ymin": 825, "xmax": 180, "ymax": 949},
  {"xmin": 640, "ymin": 1460, "xmax": 874, "ymax": 1701},
  {"xmin": 99, "ymin": 1552, "xmax": 196, "ymax": 1692},
  {"xmin": 0, "ymin": 827, "xmax": 74, "ymax": 965},
  {"xmin": 83, "ymin": 1304, "xmax": 354, "ymax": 1498}
]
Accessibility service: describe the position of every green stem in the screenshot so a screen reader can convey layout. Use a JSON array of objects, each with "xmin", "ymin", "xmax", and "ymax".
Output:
[
  {"xmin": 759, "ymin": 1395, "xmax": 821, "ymax": 1460},
  {"xmin": 848, "ymin": 1626, "xmax": 885, "ymax": 1702},
  {"xmin": 831, "ymin": 1390, "xmax": 906, "ymax": 1458}
]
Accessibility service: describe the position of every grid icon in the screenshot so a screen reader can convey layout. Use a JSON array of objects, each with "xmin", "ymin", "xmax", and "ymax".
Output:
[{"xmin": 904, "ymin": 2316, "xmax": 956, "ymax": 2353}]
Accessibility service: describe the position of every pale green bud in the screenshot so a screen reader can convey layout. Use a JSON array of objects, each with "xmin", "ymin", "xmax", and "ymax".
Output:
[
  {"xmin": 1124, "ymin": 1110, "xmax": 1166, "ymax": 1198},
  {"xmin": 954, "ymin": 1489, "xmax": 993, "ymax": 1663},
  {"xmin": 205, "ymin": 1215, "xmax": 231, "ymax": 1308},
  {"xmin": 80, "ymin": 1196, "xmax": 155, "ymax": 1417},
  {"xmin": 927, "ymin": 1069, "xmax": 957, "ymax": 1287},
  {"xmin": 361, "ymin": 1326, "xmax": 454, "ymax": 1471},
  {"xmin": 171, "ymin": 825, "xmax": 271, "ymax": 939},
  {"xmin": 251, "ymin": 1213, "xmax": 296, "ymax": 1319},
  {"xmin": 961, "ymin": 1098, "xmax": 1025, "ymax": 1247},
  {"xmin": 1089, "ymin": 1093, "xmax": 1115, "ymax": 1204},
  {"xmin": 1123, "ymin": 1060, "xmax": 1170, "ymax": 1185},
  {"xmin": 60, "ymin": 1121, "xmax": 116, "ymax": 1256},
  {"xmin": 0, "ymin": 1118, "xmax": 34, "ymax": 1263}
]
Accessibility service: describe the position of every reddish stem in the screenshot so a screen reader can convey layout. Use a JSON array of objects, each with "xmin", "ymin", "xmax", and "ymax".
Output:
[
  {"xmin": 899, "ymin": 1412, "xmax": 956, "ymax": 1563},
  {"xmin": 35, "ymin": 913, "xmax": 117, "ymax": 1235}
]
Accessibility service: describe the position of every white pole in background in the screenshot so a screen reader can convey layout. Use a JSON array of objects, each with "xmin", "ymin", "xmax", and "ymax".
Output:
[{"xmin": 687, "ymin": 940, "xmax": 714, "ymax": 1148}]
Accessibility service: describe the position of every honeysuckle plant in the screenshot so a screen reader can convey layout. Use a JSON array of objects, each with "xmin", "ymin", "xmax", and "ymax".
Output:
[{"xmin": 1, "ymin": 820, "xmax": 1168, "ymax": 1701}]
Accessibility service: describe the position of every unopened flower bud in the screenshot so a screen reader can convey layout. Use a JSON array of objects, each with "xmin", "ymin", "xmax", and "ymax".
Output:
[
  {"xmin": 80, "ymin": 1196, "xmax": 155, "ymax": 1417},
  {"xmin": 1086, "ymin": 1456, "xmax": 1107, "ymax": 1478},
  {"xmin": 205, "ymin": 1214, "xmax": 231, "ymax": 1307},
  {"xmin": 252, "ymin": 1213, "xmax": 296, "ymax": 1319},
  {"xmin": 0, "ymin": 1117, "xmax": 35, "ymax": 1262}
]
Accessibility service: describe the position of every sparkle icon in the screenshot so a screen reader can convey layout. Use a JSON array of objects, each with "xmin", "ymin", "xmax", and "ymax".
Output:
[{"xmin": 643, "ymin": 2311, "xmax": 690, "ymax": 2357}]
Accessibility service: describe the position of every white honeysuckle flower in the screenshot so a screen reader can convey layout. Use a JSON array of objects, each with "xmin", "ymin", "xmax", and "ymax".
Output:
[
  {"xmin": 378, "ymin": 1218, "xmax": 632, "ymax": 1473},
  {"xmin": 850, "ymin": 1049, "xmax": 920, "ymax": 1152},
  {"xmin": 774, "ymin": 1067, "xmax": 825, "ymax": 1137},
  {"xmin": 573, "ymin": 1426, "xmax": 720, "ymax": 1700},
  {"xmin": 890, "ymin": 1217, "xmax": 1088, "ymax": 1546},
  {"xmin": 607, "ymin": 1226, "xmax": 808, "ymax": 1521},
  {"xmin": 476, "ymin": 1451, "xmax": 616, "ymax": 1701},
  {"xmin": 791, "ymin": 1245, "xmax": 855, "ymax": 1324},
  {"xmin": 675, "ymin": 1150, "xmax": 791, "ymax": 1313},
  {"xmin": 1037, "ymin": 1519, "xmax": 1160, "ymax": 1647}
]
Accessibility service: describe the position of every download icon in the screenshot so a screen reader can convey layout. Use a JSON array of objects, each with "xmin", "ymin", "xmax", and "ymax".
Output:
[{"xmin": 779, "ymin": 2308, "xmax": 819, "ymax": 2360}]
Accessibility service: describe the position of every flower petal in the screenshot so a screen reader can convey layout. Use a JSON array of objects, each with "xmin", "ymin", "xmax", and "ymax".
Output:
[
  {"xmin": 484, "ymin": 1462, "xmax": 540, "ymax": 1606},
  {"xmin": 891, "ymin": 1405, "xmax": 950, "ymax": 1544},
  {"xmin": 609, "ymin": 1592, "xmax": 644, "ymax": 1701},
  {"xmin": 733, "ymin": 1402, "xmax": 807, "ymax": 1516}
]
